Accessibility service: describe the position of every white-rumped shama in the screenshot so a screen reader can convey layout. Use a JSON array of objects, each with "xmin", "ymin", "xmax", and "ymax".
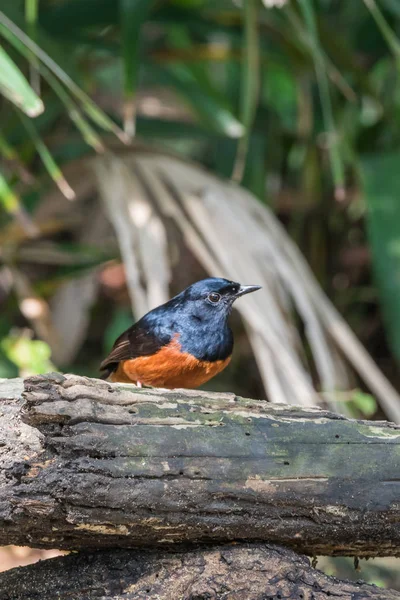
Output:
[{"xmin": 100, "ymin": 278, "xmax": 261, "ymax": 388}]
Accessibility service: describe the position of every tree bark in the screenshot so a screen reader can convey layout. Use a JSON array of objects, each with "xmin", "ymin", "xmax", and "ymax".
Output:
[
  {"xmin": 1, "ymin": 543, "xmax": 399, "ymax": 600},
  {"xmin": 0, "ymin": 373, "xmax": 399, "ymax": 556}
]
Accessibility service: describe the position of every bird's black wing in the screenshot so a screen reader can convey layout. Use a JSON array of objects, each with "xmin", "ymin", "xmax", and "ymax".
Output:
[{"xmin": 99, "ymin": 323, "xmax": 169, "ymax": 378}]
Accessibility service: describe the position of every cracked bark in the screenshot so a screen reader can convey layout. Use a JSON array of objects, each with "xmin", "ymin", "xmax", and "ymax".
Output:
[
  {"xmin": 1, "ymin": 544, "xmax": 399, "ymax": 600},
  {"xmin": 0, "ymin": 373, "xmax": 399, "ymax": 557}
]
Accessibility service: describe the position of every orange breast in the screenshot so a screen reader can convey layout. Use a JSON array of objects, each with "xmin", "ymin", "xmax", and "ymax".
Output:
[{"xmin": 110, "ymin": 336, "xmax": 231, "ymax": 389}]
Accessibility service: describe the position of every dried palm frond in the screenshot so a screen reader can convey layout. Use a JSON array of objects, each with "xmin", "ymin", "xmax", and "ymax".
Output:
[
  {"xmin": 93, "ymin": 150, "xmax": 400, "ymax": 421},
  {"xmin": 93, "ymin": 155, "xmax": 170, "ymax": 317}
]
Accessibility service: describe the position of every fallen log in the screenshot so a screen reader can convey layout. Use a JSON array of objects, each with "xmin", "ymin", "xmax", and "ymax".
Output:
[
  {"xmin": 0, "ymin": 373, "xmax": 399, "ymax": 556},
  {"xmin": 1, "ymin": 544, "xmax": 399, "ymax": 600}
]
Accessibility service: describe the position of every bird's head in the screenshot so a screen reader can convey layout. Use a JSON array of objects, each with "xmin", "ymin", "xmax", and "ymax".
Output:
[{"xmin": 178, "ymin": 277, "xmax": 261, "ymax": 321}]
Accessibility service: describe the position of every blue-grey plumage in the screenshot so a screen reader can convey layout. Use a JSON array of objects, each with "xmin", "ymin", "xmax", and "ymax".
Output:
[{"xmin": 100, "ymin": 278, "xmax": 261, "ymax": 388}]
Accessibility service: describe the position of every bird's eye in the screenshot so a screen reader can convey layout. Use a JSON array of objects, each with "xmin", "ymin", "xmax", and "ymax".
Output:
[{"xmin": 207, "ymin": 292, "xmax": 221, "ymax": 304}]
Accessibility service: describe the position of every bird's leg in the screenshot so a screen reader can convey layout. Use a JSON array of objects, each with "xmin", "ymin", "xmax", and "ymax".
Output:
[{"xmin": 136, "ymin": 381, "xmax": 142, "ymax": 388}]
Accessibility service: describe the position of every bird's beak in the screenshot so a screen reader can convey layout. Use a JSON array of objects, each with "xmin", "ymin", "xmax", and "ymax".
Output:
[{"xmin": 235, "ymin": 285, "xmax": 262, "ymax": 298}]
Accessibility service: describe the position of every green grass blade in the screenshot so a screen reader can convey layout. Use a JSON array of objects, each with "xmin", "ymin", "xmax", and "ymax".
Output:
[
  {"xmin": 0, "ymin": 172, "xmax": 19, "ymax": 213},
  {"xmin": 297, "ymin": 0, "xmax": 345, "ymax": 200},
  {"xmin": 0, "ymin": 171, "xmax": 38, "ymax": 236},
  {"xmin": 120, "ymin": 0, "xmax": 152, "ymax": 137},
  {"xmin": 363, "ymin": 0, "xmax": 400, "ymax": 61},
  {"xmin": 4, "ymin": 3, "xmax": 85, "ymax": 89},
  {"xmin": 0, "ymin": 131, "xmax": 34, "ymax": 183},
  {"xmin": 361, "ymin": 152, "xmax": 400, "ymax": 363},
  {"xmin": 161, "ymin": 25, "xmax": 245, "ymax": 138},
  {"xmin": 39, "ymin": 0, "xmax": 118, "ymax": 34},
  {"xmin": 284, "ymin": 8, "xmax": 358, "ymax": 102},
  {"xmin": 133, "ymin": 22, "xmax": 242, "ymax": 139},
  {"xmin": 0, "ymin": 131, "xmax": 17, "ymax": 160},
  {"xmin": 25, "ymin": 0, "xmax": 37, "ymax": 24},
  {"xmin": 154, "ymin": 63, "xmax": 244, "ymax": 137},
  {"xmin": 0, "ymin": 11, "xmax": 129, "ymax": 143},
  {"xmin": 18, "ymin": 112, "xmax": 76, "ymax": 200},
  {"xmin": 42, "ymin": 68, "xmax": 105, "ymax": 153},
  {"xmin": 0, "ymin": 44, "xmax": 43, "ymax": 116},
  {"xmin": 25, "ymin": 0, "xmax": 40, "ymax": 94},
  {"xmin": 232, "ymin": 0, "xmax": 260, "ymax": 182},
  {"xmin": 380, "ymin": 0, "xmax": 400, "ymax": 17}
]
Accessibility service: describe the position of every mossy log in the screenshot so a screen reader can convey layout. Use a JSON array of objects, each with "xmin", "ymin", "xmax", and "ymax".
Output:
[
  {"xmin": 0, "ymin": 373, "xmax": 399, "ymax": 556},
  {"xmin": 1, "ymin": 544, "xmax": 399, "ymax": 600}
]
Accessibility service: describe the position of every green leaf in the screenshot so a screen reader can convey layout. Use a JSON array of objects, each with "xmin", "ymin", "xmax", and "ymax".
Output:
[
  {"xmin": 350, "ymin": 391, "xmax": 377, "ymax": 417},
  {"xmin": 153, "ymin": 63, "xmax": 244, "ymax": 137},
  {"xmin": 1, "ymin": 334, "xmax": 55, "ymax": 376},
  {"xmin": 0, "ymin": 131, "xmax": 17, "ymax": 160},
  {"xmin": 25, "ymin": 0, "xmax": 40, "ymax": 94},
  {"xmin": 0, "ymin": 170, "xmax": 19, "ymax": 213},
  {"xmin": 136, "ymin": 116, "xmax": 209, "ymax": 140},
  {"xmin": 149, "ymin": 24, "xmax": 244, "ymax": 138},
  {"xmin": 104, "ymin": 308, "xmax": 133, "ymax": 353},
  {"xmin": 43, "ymin": 68, "xmax": 105, "ymax": 153},
  {"xmin": 242, "ymin": 133, "xmax": 267, "ymax": 201},
  {"xmin": 380, "ymin": 0, "xmax": 400, "ymax": 17},
  {"xmin": 39, "ymin": 0, "xmax": 119, "ymax": 34},
  {"xmin": 18, "ymin": 112, "xmax": 76, "ymax": 200},
  {"xmin": 261, "ymin": 62, "xmax": 298, "ymax": 131},
  {"xmin": 25, "ymin": 0, "xmax": 38, "ymax": 25},
  {"xmin": 39, "ymin": 1, "xmax": 222, "ymax": 37},
  {"xmin": 232, "ymin": 0, "xmax": 259, "ymax": 182},
  {"xmin": 296, "ymin": 0, "xmax": 345, "ymax": 200},
  {"xmin": 120, "ymin": 0, "xmax": 152, "ymax": 137},
  {"xmin": 361, "ymin": 152, "xmax": 400, "ymax": 362},
  {"xmin": 1, "ymin": 4, "xmax": 83, "ymax": 89},
  {"xmin": 0, "ymin": 10, "xmax": 129, "ymax": 144},
  {"xmin": 0, "ymin": 171, "xmax": 38, "ymax": 236},
  {"xmin": 0, "ymin": 44, "xmax": 43, "ymax": 116},
  {"xmin": 363, "ymin": 0, "xmax": 400, "ymax": 60}
]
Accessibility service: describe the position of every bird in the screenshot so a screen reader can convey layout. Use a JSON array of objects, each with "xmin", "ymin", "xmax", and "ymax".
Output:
[{"xmin": 100, "ymin": 277, "xmax": 261, "ymax": 389}]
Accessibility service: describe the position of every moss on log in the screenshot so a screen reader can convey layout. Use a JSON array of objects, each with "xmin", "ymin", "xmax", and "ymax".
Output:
[{"xmin": 0, "ymin": 373, "xmax": 399, "ymax": 556}]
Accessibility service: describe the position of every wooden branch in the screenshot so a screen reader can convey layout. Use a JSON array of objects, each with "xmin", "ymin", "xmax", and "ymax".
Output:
[
  {"xmin": 1, "ymin": 544, "xmax": 399, "ymax": 600},
  {"xmin": 0, "ymin": 373, "xmax": 399, "ymax": 556}
]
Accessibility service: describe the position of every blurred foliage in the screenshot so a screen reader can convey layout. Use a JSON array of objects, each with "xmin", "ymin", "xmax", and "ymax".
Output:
[
  {"xmin": 362, "ymin": 152, "xmax": 400, "ymax": 363},
  {"xmin": 0, "ymin": 0, "xmax": 399, "ymax": 398},
  {"xmin": 347, "ymin": 389, "xmax": 378, "ymax": 418},
  {"xmin": 317, "ymin": 555, "xmax": 400, "ymax": 592},
  {"xmin": 1, "ymin": 331, "xmax": 55, "ymax": 376},
  {"xmin": 0, "ymin": 0, "xmax": 399, "ymax": 368},
  {"xmin": 103, "ymin": 307, "xmax": 134, "ymax": 355},
  {"xmin": 0, "ymin": 0, "xmax": 399, "ymax": 588}
]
